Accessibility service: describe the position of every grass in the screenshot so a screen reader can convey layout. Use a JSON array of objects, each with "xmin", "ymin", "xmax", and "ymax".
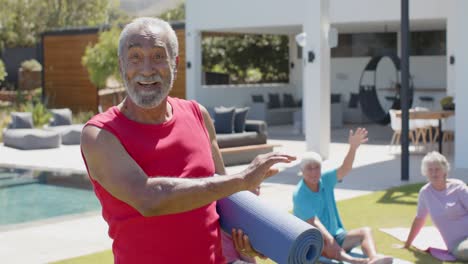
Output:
[{"xmin": 53, "ymin": 183, "xmax": 464, "ymax": 264}]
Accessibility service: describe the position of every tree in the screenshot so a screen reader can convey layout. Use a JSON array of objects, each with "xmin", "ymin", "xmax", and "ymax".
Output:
[
  {"xmin": 158, "ymin": 2, "xmax": 185, "ymax": 21},
  {"xmin": 0, "ymin": 0, "xmax": 117, "ymax": 50},
  {"xmin": 202, "ymin": 34, "xmax": 289, "ymax": 84},
  {"xmin": 82, "ymin": 26, "xmax": 121, "ymax": 89}
]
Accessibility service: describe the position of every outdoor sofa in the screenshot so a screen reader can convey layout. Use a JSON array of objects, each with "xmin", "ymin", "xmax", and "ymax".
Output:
[
  {"xmin": 247, "ymin": 93, "xmax": 300, "ymax": 126},
  {"xmin": 3, "ymin": 112, "xmax": 61, "ymax": 149},
  {"xmin": 209, "ymin": 106, "xmax": 273, "ymax": 166},
  {"xmin": 44, "ymin": 108, "xmax": 84, "ymax": 145}
]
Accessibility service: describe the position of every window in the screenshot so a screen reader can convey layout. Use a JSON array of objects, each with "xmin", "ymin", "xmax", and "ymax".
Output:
[
  {"xmin": 332, "ymin": 33, "xmax": 397, "ymax": 58},
  {"xmin": 410, "ymin": 30, "xmax": 446, "ymax": 56},
  {"xmin": 202, "ymin": 33, "xmax": 289, "ymax": 85}
]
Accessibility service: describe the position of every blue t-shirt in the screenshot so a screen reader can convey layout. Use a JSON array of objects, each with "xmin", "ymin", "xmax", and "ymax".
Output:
[{"xmin": 292, "ymin": 169, "xmax": 345, "ymax": 237}]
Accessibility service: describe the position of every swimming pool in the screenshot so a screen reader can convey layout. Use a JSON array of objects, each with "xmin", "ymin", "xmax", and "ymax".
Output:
[{"xmin": 0, "ymin": 167, "xmax": 100, "ymax": 226}]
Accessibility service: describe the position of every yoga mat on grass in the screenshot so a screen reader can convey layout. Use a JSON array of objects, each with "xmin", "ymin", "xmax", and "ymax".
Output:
[
  {"xmin": 217, "ymin": 191, "xmax": 323, "ymax": 264},
  {"xmin": 380, "ymin": 227, "xmax": 456, "ymax": 261},
  {"xmin": 318, "ymin": 249, "xmax": 413, "ymax": 264}
]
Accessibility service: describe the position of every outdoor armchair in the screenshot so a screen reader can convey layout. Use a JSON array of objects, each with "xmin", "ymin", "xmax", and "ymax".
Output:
[{"xmin": 3, "ymin": 112, "xmax": 61, "ymax": 149}]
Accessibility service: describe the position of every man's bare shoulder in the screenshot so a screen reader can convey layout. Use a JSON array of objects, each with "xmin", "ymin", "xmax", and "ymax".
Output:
[
  {"xmin": 197, "ymin": 103, "xmax": 209, "ymax": 114},
  {"xmin": 81, "ymin": 125, "xmax": 118, "ymax": 152}
]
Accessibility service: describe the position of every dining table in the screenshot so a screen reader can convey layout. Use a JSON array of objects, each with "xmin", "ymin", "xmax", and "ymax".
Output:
[{"xmin": 395, "ymin": 110, "xmax": 455, "ymax": 153}]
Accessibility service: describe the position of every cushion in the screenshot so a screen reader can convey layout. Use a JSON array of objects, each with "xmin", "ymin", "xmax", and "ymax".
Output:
[
  {"xmin": 268, "ymin": 93, "xmax": 281, "ymax": 109},
  {"xmin": 348, "ymin": 93, "xmax": 359, "ymax": 108},
  {"xmin": 234, "ymin": 107, "xmax": 249, "ymax": 133},
  {"xmin": 45, "ymin": 124, "xmax": 84, "ymax": 145},
  {"xmin": 50, "ymin": 108, "xmax": 72, "ymax": 126},
  {"xmin": 331, "ymin": 93, "xmax": 341, "ymax": 104},
  {"xmin": 216, "ymin": 132, "xmax": 266, "ymax": 148},
  {"xmin": 214, "ymin": 107, "xmax": 235, "ymax": 134},
  {"xmin": 283, "ymin": 93, "xmax": 297, "ymax": 108},
  {"xmin": 10, "ymin": 112, "xmax": 34, "ymax": 129},
  {"xmin": 3, "ymin": 128, "xmax": 61, "ymax": 149},
  {"xmin": 251, "ymin": 94, "xmax": 264, "ymax": 103}
]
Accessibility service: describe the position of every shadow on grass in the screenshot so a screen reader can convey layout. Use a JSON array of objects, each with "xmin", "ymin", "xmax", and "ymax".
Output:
[
  {"xmin": 407, "ymin": 247, "xmax": 443, "ymax": 264},
  {"xmin": 377, "ymin": 183, "xmax": 424, "ymax": 206}
]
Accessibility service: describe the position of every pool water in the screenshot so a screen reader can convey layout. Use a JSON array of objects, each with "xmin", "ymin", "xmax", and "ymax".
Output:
[{"xmin": 0, "ymin": 168, "xmax": 100, "ymax": 226}]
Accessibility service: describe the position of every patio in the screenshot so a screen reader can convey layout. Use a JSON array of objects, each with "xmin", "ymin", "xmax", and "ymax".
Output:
[{"xmin": 0, "ymin": 124, "xmax": 467, "ymax": 263}]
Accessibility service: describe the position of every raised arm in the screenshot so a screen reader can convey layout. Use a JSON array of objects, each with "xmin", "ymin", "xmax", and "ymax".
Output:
[
  {"xmin": 337, "ymin": 128, "xmax": 368, "ymax": 181},
  {"xmin": 81, "ymin": 126, "xmax": 295, "ymax": 217}
]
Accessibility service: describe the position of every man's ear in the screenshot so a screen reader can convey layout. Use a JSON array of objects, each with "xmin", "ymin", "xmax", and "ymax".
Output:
[{"xmin": 175, "ymin": 56, "xmax": 179, "ymax": 67}]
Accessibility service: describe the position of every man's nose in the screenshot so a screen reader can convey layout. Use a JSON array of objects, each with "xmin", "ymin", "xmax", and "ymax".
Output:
[{"xmin": 141, "ymin": 58, "xmax": 156, "ymax": 76}]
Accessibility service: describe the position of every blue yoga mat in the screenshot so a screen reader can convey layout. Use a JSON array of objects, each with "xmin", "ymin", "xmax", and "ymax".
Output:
[{"xmin": 217, "ymin": 191, "xmax": 323, "ymax": 264}]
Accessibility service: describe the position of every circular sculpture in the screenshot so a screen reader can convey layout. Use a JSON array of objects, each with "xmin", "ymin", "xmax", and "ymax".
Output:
[{"xmin": 358, "ymin": 52, "xmax": 413, "ymax": 125}]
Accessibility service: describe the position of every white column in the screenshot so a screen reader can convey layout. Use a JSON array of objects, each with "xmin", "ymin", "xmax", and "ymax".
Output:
[
  {"xmin": 184, "ymin": 30, "xmax": 201, "ymax": 100},
  {"xmin": 289, "ymin": 34, "xmax": 302, "ymax": 98},
  {"xmin": 448, "ymin": 0, "xmax": 468, "ymax": 168},
  {"xmin": 446, "ymin": 3, "xmax": 456, "ymax": 97},
  {"xmin": 303, "ymin": 0, "xmax": 330, "ymax": 159}
]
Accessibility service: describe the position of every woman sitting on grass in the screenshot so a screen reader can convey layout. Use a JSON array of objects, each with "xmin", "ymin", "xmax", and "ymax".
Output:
[{"xmin": 404, "ymin": 151, "xmax": 468, "ymax": 261}]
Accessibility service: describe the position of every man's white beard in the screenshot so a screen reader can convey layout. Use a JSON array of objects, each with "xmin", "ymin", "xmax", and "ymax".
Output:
[{"xmin": 123, "ymin": 73, "xmax": 174, "ymax": 109}]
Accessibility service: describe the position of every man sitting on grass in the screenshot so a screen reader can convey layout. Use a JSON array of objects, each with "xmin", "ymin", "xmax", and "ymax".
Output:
[{"xmin": 293, "ymin": 128, "xmax": 393, "ymax": 264}]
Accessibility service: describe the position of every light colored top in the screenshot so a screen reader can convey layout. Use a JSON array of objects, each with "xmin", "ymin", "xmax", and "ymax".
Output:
[
  {"xmin": 293, "ymin": 169, "xmax": 345, "ymax": 237},
  {"xmin": 417, "ymin": 179, "xmax": 468, "ymax": 250}
]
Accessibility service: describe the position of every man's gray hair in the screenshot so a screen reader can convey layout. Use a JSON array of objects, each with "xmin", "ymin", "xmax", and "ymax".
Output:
[
  {"xmin": 300, "ymin": 151, "xmax": 323, "ymax": 170},
  {"xmin": 421, "ymin": 151, "xmax": 450, "ymax": 176},
  {"xmin": 118, "ymin": 17, "xmax": 179, "ymax": 64}
]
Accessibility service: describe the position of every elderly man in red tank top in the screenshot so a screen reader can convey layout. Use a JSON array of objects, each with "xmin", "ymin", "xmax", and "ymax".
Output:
[{"xmin": 80, "ymin": 17, "xmax": 295, "ymax": 264}]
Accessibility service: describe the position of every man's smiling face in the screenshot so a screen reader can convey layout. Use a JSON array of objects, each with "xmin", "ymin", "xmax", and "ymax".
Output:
[{"xmin": 120, "ymin": 26, "xmax": 175, "ymax": 109}]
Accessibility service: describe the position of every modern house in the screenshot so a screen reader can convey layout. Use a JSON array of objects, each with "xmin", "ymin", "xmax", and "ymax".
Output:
[{"xmin": 185, "ymin": 0, "xmax": 468, "ymax": 169}]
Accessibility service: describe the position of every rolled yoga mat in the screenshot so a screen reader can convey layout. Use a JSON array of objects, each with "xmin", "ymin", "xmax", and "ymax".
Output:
[{"xmin": 217, "ymin": 191, "xmax": 323, "ymax": 264}]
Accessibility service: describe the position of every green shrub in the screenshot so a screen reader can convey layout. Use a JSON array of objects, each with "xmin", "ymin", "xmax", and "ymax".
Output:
[
  {"xmin": 73, "ymin": 111, "xmax": 95, "ymax": 124},
  {"xmin": 20, "ymin": 101, "xmax": 51, "ymax": 128},
  {"xmin": 82, "ymin": 26, "xmax": 121, "ymax": 89},
  {"xmin": 20, "ymin": 59, "xmax": 42, "ymax": 71},
  {"xmin": 0, "ymin": 59, "xmax": 7, "ymax": 82}
]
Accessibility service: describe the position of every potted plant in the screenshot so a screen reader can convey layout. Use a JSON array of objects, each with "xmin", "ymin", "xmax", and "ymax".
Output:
[
  {"xmin": 440, "ymin": 96, "xmax": 455, "ymax": 110},
  {"xmin": 18, "ymin": 59, "xmax": 42, "ymax": 91}
]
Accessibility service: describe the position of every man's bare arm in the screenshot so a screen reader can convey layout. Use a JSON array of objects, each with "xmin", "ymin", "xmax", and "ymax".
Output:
[
  {"xmin": 81, "ymin": 126, "xmax": 294, "ymax": 217},
  {"xmin": 307, "ymin": 217, "xmax": 335, "ymax": 245},
  {"xmin": 337, "ymin": 128, "xmax": 368, "ymax": 181},
  {"xmin": 199, "ymin": 104, "xmax": 226, "ymax": 175}
]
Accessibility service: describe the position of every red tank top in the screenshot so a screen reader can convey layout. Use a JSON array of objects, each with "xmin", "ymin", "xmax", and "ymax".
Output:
[{"xmin": 82, "ymin": 97, "xmax": 225, "ymax": 264}]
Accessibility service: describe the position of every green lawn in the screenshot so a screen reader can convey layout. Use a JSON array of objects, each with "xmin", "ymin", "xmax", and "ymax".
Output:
[{"xmin": 53, "ymin": 183, "xmax": 463, "ymax": 264}]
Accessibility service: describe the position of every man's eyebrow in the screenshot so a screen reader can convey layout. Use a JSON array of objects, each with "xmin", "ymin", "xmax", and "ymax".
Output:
[{"xmin": 128, "ymin": 43, "xmax": 142, "ymax": 50}]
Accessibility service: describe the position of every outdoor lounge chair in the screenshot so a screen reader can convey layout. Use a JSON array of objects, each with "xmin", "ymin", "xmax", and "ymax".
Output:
[
  {"xmin": 3, "ymin": 112, "xmax": 61, "ymax": 149},
  {"xmin": 44, "ymin": 108, "xmax": 84, "ymax": 145}
]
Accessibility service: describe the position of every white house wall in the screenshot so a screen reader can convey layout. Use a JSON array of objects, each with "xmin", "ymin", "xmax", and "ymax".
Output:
[
  {"xmin": 331, "ymin": 0, "xmax": 448, "ymax": 24},
  {"xmin": 448, "ymin": 0, "xmax": 468, "ymax": 169},
  {"xmin": 186, "ymin": 0, "xmax": 306, "ymax": 31}
]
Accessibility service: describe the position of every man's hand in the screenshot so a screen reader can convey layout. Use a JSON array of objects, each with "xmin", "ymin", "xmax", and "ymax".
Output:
[
  {"xmin": 240, "ymin": 152, "xmax": 296, "ymax": 191},
  {"xmin": 348, "ymin": 127, "xmax": 368, "ymax": 150},
  {"xmin": 232, "ymin": 229, "xmax": 267, "ymax": 259}
]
